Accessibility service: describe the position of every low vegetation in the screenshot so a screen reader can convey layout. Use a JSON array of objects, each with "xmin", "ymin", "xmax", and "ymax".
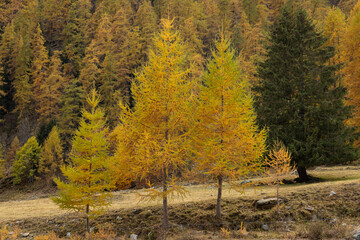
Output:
[{"xmin": 0, "ymin": 166, "xmax": 359, "ymax": 239}]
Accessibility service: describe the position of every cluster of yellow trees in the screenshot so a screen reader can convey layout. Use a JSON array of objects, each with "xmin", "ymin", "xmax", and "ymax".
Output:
[{"xmin": 50, "ymin": 19, "xmax": 268, "ymax": 232}]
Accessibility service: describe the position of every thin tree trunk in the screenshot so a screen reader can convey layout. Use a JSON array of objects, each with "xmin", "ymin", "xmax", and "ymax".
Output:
[
  {"xmin": 297, "ymin": 166, "xmax": 309, "ymax": 182},
  {"xmin": 86, "ymin": 204, "xmax": 90, "ymax": 233},
  {"xmin": 276, "ymin": 181, "xmax": 279, "ymax": 218},
  {"xmin": 163, "ymin": 168, "xmax": 169, "ymax": 230},
  {"xmin": 216, "ymin": 175, "xmax": 223, "ymax": 219},
  {"xmin": 87, "ymin": 157, "xmax": 92, "ymax": 234}
]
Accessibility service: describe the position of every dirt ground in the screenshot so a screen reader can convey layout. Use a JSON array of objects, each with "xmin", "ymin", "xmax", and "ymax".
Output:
[{"xmin": 1, "ymin": 166, "xmax": 360, "ymax": 239}]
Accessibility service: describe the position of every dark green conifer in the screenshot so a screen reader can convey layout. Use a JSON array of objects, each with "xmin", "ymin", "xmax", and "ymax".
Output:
[{"xmin": 253, "ymin": 4, "xmax": 358, "ymax": 181}]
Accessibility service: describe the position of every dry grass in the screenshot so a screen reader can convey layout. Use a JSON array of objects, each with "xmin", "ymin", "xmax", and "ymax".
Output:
[
  {"xmin": 3, "ymin": 177, "xmax": 360, "ymax": 239},
  {"xmin": 0, "ymin": 166, "xmax": 359, "ymax": 223}
]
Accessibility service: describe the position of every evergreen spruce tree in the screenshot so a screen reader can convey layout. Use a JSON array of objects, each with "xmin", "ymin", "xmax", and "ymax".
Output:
[{"xmin": 253, "ymin": 4, "xmax": 358, "ymax": 182}]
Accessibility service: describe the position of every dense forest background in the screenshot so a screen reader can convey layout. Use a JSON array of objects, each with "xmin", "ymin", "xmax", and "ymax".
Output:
[{"xmin": 0, "ymin": 0, "xmax": 359, "ymax": 184}]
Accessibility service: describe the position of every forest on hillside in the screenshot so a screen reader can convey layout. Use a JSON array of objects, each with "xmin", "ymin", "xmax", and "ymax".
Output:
[
  {"xmin": 0, "ymin": 0, "xmax": 359, "ymax": 185},
  {"xmin": 0, "ymin": 0, "xmax": 359, "ymax": 183},
  {"xmin": 0, "ymin": 0, "xmax": 357, "ymax": 144},
  {"xmin": 2, "ymin": 0, "xmax": 360, "ymax": 237}
]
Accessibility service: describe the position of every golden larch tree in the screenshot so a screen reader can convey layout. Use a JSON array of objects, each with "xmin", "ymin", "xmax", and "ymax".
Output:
[
  {"xmin": 264, "ymin": 141, "xmax": 294, "ymax": 217},
  {"xmin": 194, "ymin": 34, "xmax": 266, "ymax": 219},
  {"xmin": 36, "ymin": 51, "xmax": 64, "ymax": 122},
  {"xmin": 115, "ymin": 19, "xmax": 194, "ymax": 229},
  {"xmin": 342, "ymin": 0, "xmax": 360, "ymax": 145},
  {"xmin": 52, "ymin": 90, "xmax": 113, "ymax": 233},
  {"xmin": 31, "ymin": 24, "xmax": 50, "ymax": 118},
  {"xmin": 13, "ymin": 36, "xmax": 34, "ymax": 120},
  {"xmin": 323, "ymin": 6, "xmax": 346, "ymax": 66}
]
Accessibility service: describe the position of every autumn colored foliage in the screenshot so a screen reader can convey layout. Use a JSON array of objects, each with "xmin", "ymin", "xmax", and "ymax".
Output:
[
  {"xmin": 115, "ymin": 19, "xmax": 193, "ymax": 229},
  {"xmin": 0, "ymin": 0, "xmax": 359, "ymax": 235},
  {"xmin": 52, "ymin": 90, "xmax": 113, "ymax": 232},
  {"xmin": 194, "ymin": 34, "xmax": 266, "ymax": 219}
]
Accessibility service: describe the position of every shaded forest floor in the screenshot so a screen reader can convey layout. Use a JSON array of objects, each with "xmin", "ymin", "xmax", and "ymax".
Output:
[{"xmin": 1, "ymin": 166, "xmax": 360, "ymax": 239}]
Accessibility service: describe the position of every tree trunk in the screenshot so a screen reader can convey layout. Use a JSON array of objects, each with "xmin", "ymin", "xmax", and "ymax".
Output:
[
  {"xmin": 276, "ymin": 181, "xmax": 279, "ymax": 218},
  {"xmin": 216, "ymin": 175, "xmax": 223, "ymax": 219},
  {"xmin": 297, "ymin": 166, "xmax": 309, "ymax": 182},
  {"xmin": 163, "ymin": 170, "xmax": 168, "ymax": 230},
  {"xmin": 86, "ymin": 204, "xmax": 90, "ymax": 233}
]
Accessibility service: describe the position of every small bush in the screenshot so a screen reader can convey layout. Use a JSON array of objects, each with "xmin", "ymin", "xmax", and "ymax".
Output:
[
  {"xmin": 304, "ymin": 220, "xmax": 351, "ymax": 240},
  {"xmin": 307, "ymin": 221, "xmax": 326, "ymax": 240}
]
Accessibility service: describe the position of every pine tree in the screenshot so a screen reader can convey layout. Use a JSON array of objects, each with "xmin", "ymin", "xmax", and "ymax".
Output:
[
  {"xmin": 38, "ymin": 126, "xmax": 63, "ymax": 184},
  {"xmin": 53, "ymin": 90, "xmax": 113, "ymax": 233},
  {"xmin": 13, "ymin": 136, "xmax": 41, "ymax": 184},
  {"xmin": 115, "ymin": 19, "xmax": 193, "ymax": 229},
  {"xmin": 58, "ymin": 78, "xmax": 84, "ymax": 153},
  {"xmin": 194, "ymin": 35, "xmax": 266, "ymax": 219},
  {"xmin": 253, "ymin": 4, "xmax": 358, "ymax": 182}
]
